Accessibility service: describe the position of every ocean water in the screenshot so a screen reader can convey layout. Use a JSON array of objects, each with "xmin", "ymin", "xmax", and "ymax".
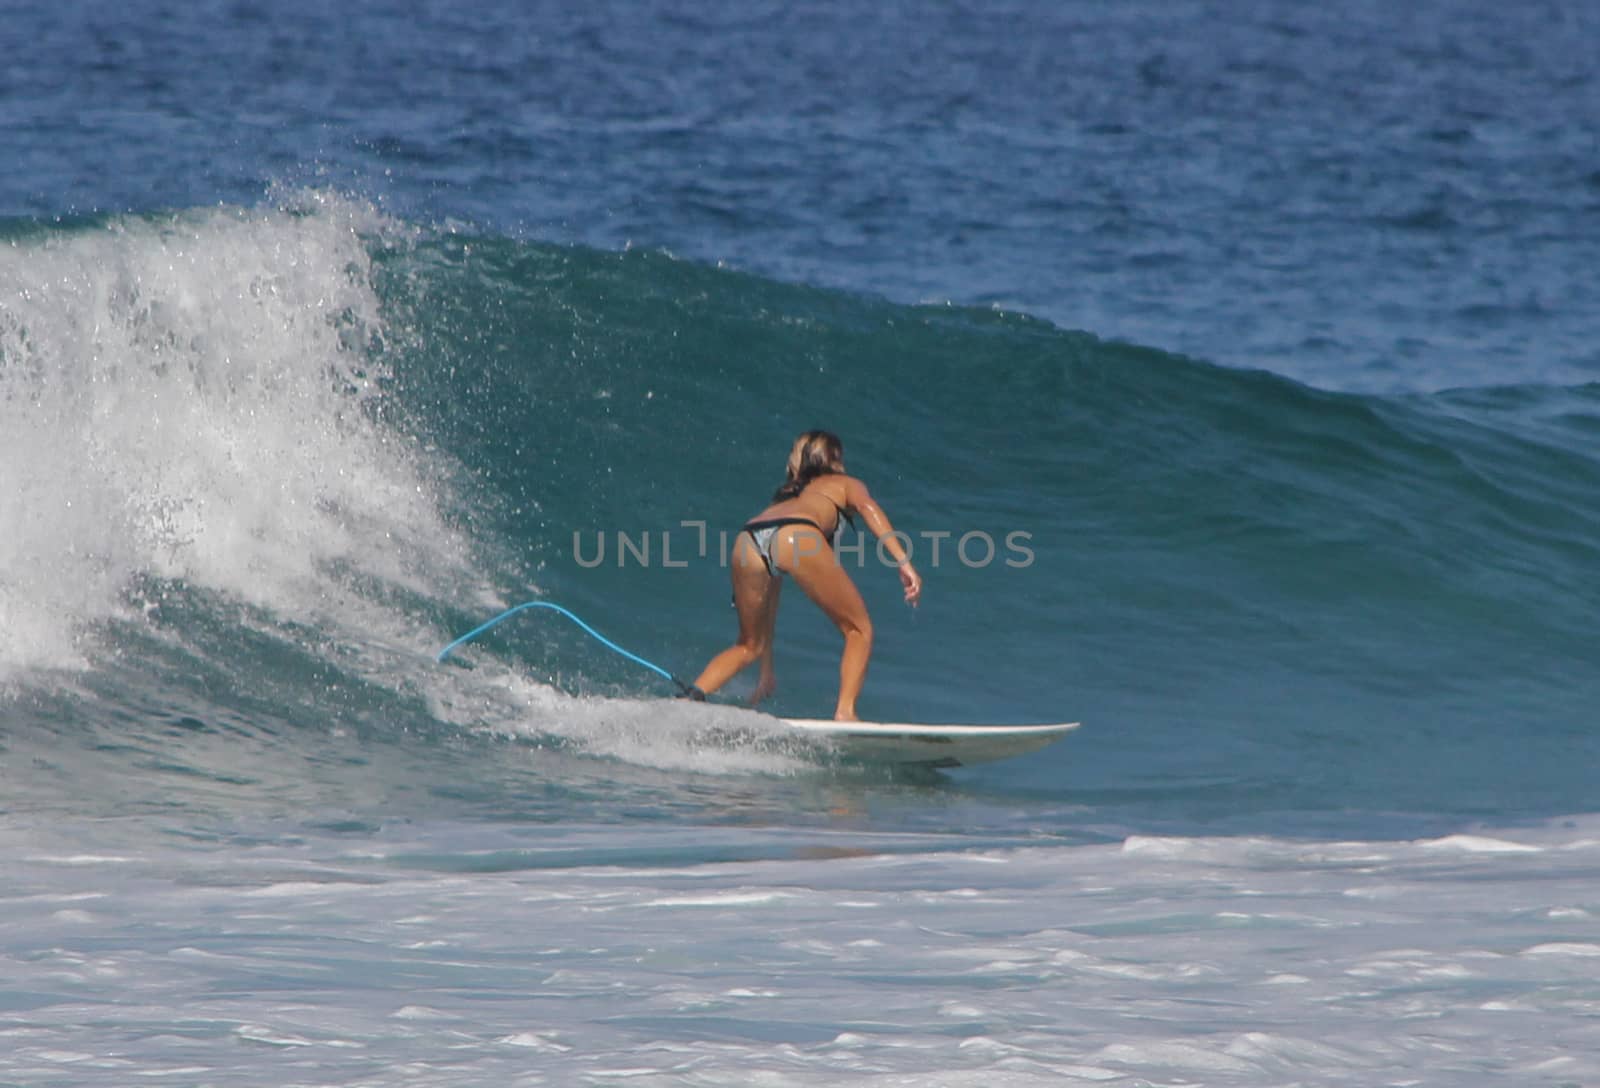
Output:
[{"xmin": 3, "ymin": 1, "xmax": 1598, "ymax": 1084}]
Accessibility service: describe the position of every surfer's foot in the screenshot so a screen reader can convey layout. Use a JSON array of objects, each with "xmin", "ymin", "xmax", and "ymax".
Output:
[
  {"xmin": 833, "ymin": 709, "xmax": 859, "ymax": 722},
  {"xmin": 678, "ymin": 684, "xmax": 707, "ymax": 701},
  {"xmin": 748, "ymin": 675, "xmax": 776, "ymax": 707}
]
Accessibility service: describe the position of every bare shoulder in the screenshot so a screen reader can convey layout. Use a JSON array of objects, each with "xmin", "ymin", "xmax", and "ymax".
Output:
[
  {"xmin": 804, "ymin": 473, "xmax": 858, "ymax": 506},
  {"xmin": 837, "ymin": 474, "xmax": 876, "ymax": 509}
]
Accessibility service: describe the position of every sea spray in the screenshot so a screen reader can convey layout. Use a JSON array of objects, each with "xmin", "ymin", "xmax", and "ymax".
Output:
[{"xmin": 0, "ymin": 196, "xmax": 470, "ymax": 682}]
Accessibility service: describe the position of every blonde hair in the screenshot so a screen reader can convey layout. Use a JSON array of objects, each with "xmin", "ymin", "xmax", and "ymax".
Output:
[{"xmin": 773, "ymin": 430, "xmax": 844, "ymax": 501}]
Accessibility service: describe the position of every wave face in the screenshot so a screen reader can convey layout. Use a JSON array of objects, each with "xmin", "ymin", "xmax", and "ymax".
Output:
[{"xmin": 3, "ymin": 196, "xmax": 1598, "ymax": 832}]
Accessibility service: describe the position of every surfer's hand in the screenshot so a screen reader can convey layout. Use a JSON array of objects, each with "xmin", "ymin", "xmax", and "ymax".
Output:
[
  {"xmin": 750, "ymin": 673, "xmax": 777, "ymax": 707},
  {"xmin": 899, "ymin": 562, "xmax": 922, "ymax": 607}
]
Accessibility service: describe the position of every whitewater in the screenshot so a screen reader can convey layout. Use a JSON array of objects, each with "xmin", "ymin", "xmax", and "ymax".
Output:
[{"xmin": 7, "ymin": 813, "xmax": 1600, "ymax": 1087}]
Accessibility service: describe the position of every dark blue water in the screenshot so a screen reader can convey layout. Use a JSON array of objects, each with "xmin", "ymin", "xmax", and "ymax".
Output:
[
  {"xmin": 12, "ymin": 0, "xmax": 1600, "ymax": 393},
  {"xmin": 4, "ymin": 0, "xmax": 1598, "ymax": 839}
]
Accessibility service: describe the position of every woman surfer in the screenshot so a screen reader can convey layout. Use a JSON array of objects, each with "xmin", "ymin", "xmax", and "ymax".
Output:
[{"xmin": 689, "ymin": 430, "xmax": 922, "ymax": 721}]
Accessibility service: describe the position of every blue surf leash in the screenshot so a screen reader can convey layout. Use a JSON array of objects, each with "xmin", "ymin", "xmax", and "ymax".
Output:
[{"xmin": 435, "ymin": 600, "xmax": 705, "ymax": 699}]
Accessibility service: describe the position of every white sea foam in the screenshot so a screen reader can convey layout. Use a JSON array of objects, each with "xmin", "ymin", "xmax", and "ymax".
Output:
[
  {"xmin": 1419, "ymin": 834, "xmax": 1545, "ymax": 854},
  {"xmin": 424, "ymin": 662, "xmax": 829, "ymax": 777},
  {"xmin": 2, "ymin": 815, "xmax": 1597, "ymax": 1086},
  {"xmin": 0, "ymin": 194, "xmax": 470, "ymax": 684}
]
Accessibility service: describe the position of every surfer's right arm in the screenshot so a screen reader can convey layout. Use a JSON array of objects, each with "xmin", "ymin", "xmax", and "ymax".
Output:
[{"xmin": 844, "ymin": 477, "xmax": 923, "ymax": 607}]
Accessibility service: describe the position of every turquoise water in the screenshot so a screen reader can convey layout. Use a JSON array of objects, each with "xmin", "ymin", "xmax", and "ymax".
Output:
[
  {"xmin": 3, "ymin": 1, "xmax": 1599, "ymax": 1083},
  {"xmin": 9, "ymin": 205, "xmax": 1594, "ymax": 831}
]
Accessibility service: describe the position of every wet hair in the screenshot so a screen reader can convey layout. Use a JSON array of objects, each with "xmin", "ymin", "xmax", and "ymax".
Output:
[{"xmin": 773, "ymin": 430, "xmax": 844, "ymax": 501}]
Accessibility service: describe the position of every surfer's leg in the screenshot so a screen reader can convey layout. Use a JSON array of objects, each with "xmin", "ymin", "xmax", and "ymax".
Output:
[
  {"xmin": 780, "ymin": 535, "xmax": 872, "ymax": 721},
  {"xmin": 692, "ymin": 533, "xmax": 777, "ymax": 696},
  {"xmin": 749, "ymin": 577, "xmax": 781, "ymax": 706}
]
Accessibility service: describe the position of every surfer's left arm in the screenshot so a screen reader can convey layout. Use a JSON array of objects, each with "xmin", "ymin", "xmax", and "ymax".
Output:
[{"xmin": 844, "ymin": 478, "xmax": 923, "ymax": 606}]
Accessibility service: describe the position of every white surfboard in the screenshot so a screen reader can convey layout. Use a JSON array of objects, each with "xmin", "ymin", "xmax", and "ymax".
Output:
[{"xmin": 778, "ymin": 719, "xmax": 1079, "ymax": 767}]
